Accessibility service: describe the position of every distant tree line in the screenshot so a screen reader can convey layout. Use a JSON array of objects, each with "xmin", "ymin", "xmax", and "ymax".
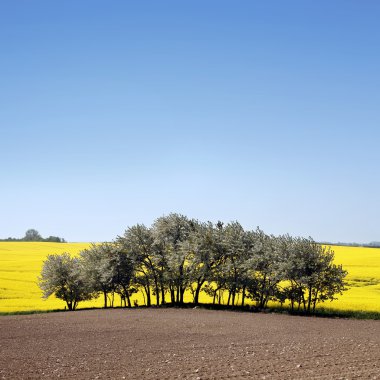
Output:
[
  {"xmin": 320, "ymin": 241, "xmax": 380, "ymax": 248},
  {"xmin": 39, "ymin": 214, "xmax": 347, "ymax": 313},
  {"xmin": 0, "ymin": 229, "xmax": 66, "ymax": 243}
]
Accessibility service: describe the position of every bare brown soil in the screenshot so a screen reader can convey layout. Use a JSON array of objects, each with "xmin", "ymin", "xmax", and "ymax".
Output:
[{"xmin": 0, "ymin": 308, "xmax": 379, "ymax": 379}]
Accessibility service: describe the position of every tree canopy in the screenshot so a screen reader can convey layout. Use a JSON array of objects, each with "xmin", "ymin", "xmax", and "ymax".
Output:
[
  {"xmin": 39, "ymin": 213, "xmax": 348, "ymax": 313},
  {"xmin": 38, "ymin": 253, "xmax": 94, "ymax": 310},
  {"xmin": 0, "ymin": 229, "xmax": 66, "ymax": 242}
]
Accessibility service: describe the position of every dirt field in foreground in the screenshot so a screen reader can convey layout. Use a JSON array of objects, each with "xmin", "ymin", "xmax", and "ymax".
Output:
[{"xmin": 0, "ymin": 309, "xmax": 379, "ymax": 379}]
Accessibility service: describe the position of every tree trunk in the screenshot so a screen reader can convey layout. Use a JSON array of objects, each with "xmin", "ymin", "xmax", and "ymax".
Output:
[
  {"xmin": 126, "ymin": 291, "xmax": 131, "ymax": 308},
  {"xmin": 155, "ymin": 289, "xmax": 160, "ymax": 306},
  {"xmin": 259, "ymin": 293, "xmax": 264, "ymax": 309},
  {"xmin": 141, "ymin": 289, "xmax": 146, "ymax": 306},
  {"xmin": 194, "ymin": 281, "xmax": 204, "ymax": 305},
  {"xmin": 231, "ymin": 288, "xmax": 236, "ymax": 306},
  {"xmin": 161, "ymin": 286, "xmax": 166, "ymax": 305},
  {"xmin": 307, "ymin": 286, "xmax": 312, "ymax": 313},
  {"xmin": 312, "ymin": 289, "xmax": 319, "ymax": 312},
  {"xmin": 262, "ymin": 294, "xmax": 269, "ymax": 309},
  {"xmin": 154, "ymin": 278, "xmax": 160, "ymax": 306},
  {"xmin": 241, "ymin": 286, "xmax": 246, "ymax": 307},
  {"xmin": 145, "ymin": 283, "xmax": 151, "ymax": 306},
  {"xmin": 180, "ymin": 287, "xmax": 185, "ymax": 304},
  {"xmin": 103, "ymin": 291, "xmax": 108, "ymax": 308}
]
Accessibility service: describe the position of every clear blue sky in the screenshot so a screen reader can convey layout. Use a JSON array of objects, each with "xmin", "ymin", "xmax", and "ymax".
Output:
[{"xmin": 1, "ymin": 1, "xmax": 379, "ymax": 243}]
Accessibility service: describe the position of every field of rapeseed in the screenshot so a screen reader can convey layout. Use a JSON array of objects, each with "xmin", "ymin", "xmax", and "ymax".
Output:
[
  {"xmin": 329, "ymin": 245, "xmax": 380, "ymax": 312},
  {"xmin": 0, "ymin": 242, "xmax": 96, "ymax": 312},
  {"xmin": 0, "ymin": 242, "xmax": 379, "ymax": 313}
]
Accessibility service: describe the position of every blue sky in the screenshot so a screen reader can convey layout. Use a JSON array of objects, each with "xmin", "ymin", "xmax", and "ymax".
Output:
[{"xmin": 1, "ymin": 1, "xmax": 379, "ymax": 242}]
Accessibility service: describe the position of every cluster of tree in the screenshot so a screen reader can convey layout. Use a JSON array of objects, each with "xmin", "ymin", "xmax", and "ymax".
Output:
[
  {"xmin": 1, "ymin": 229, "xmax": 66, "ymax": 243},
  {"xmin": 39, "ymin": 213, "xmax": 347, "ymax": 313}
]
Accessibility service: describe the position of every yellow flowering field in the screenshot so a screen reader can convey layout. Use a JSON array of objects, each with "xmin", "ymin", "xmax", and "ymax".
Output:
[
  {"xmin": 327, "ymin": 245, "xmax": 380, "ymax": 312},
  {"xmin": 0, "ymin": 242, "xmax": 196, "ymax": 313},
  {"xmin": 0, "ymin": 242, "xmax": 98, "ymax": 312},
  {"xmin": 0, "ymin": 242, "xmax": 379, "ymax": 313}
]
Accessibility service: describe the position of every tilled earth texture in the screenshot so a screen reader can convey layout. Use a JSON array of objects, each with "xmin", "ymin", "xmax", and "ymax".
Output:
[{"xmin": 0, "ymin": 309, "xmax": 379, "ymax": 379}]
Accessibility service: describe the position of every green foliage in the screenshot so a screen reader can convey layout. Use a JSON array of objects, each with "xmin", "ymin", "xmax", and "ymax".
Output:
[
  {"xmin": 117, "ymin": 224, "xmax": 158, "ymax": 306},
  {"xmin": 279, "ymin": 236, "xmax": 347, "ymax": 312},
  {"xmin": 38, "ymin": 213, "xmax": 348, "ymax": 315},
  {"xmin": 80, "ymin": 243, "xmax": 121, "ymax": 308},
  {"xmin": 38, "ymin": 253, "xmax": 94, "ymax": 310},
  {"xmin": 23, "ymin": 229, "xmax": 43, "ymax": 241},
  {"xmin": 0, "ymin": 229, "xmax": 66, "ymax": 242}
]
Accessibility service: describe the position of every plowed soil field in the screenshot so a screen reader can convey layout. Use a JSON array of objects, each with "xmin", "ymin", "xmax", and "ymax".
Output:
[{"xmin": 0, "ymin": 309, "xmax": 379, "ymax": 379}]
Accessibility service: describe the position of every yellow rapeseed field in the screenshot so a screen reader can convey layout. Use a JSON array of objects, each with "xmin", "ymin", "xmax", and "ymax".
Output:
[
  {"xmin": 0, "ymin": 242, "xmax": 98, "ymax": 312},
  {"xmin": 328, "ymin": 245, "xmax": 380, "ymax": 312},
  {"xmin": 0, "ymin": 242, "xmax": 379, "ymax": 313}
]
